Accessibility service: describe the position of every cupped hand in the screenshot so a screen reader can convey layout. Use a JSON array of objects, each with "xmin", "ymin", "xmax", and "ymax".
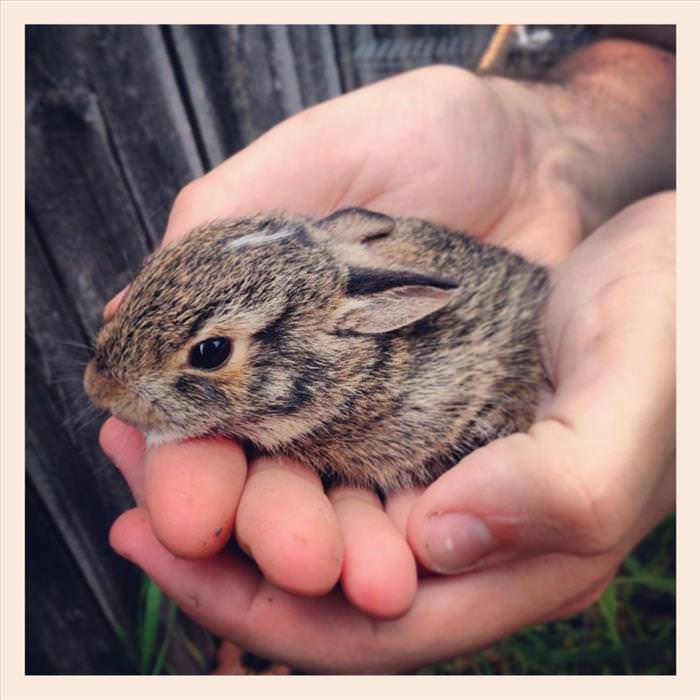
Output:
[
  {"xmin": 407, "ymin": 191, "xmax": 675, "ymax": 575},
  {"xmin": 104, "ymin": 65, "xmax": 594, "ymax": 619},
  {"xmin": 102, "ymin": 60, "xmax": 675, "ymax": 640},
  {"xmin": 106, "ymin": 191, "xmax": 675, "ymax": 672}
]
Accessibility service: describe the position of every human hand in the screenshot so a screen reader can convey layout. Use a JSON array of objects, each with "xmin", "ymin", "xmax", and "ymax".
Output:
[
  {"xmin": 104, "ymin": 63, "xmax": 595, "ymax": 617},
  {"xmin": 103, "ymin": 41, "xmax": 675, "ymax": 625},
  {"xmin": 407, "ymin": 191, "xmax": 675, "ymax": 575},
  {"xmin": 106, "ymin": 191, "xmax": 675, "ymax": 672}
]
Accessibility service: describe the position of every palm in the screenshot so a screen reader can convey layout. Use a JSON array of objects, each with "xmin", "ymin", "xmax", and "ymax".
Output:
[
  {"xmin": 317, "ymin": 69, "xmax": 584, "ymax": 264},
  {"xmin": 168, "ymin": 66, "xmax": 582, "ymax": 264}
]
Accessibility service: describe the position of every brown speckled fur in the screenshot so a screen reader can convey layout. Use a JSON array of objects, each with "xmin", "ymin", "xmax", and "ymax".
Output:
[{"xmin": 84, "ymin": 209, "xmax": 549, "ymax": 493}]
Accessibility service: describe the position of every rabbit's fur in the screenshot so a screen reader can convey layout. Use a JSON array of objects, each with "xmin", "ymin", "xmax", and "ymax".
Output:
[{"xmin": 85, "ymin": 208, "xmax": 549, "ymax": 492}]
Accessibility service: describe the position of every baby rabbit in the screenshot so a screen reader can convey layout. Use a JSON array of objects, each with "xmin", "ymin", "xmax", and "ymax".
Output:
[{"xmin": 84, "ymin": 208, "xmax": 549, "ymax": 493}]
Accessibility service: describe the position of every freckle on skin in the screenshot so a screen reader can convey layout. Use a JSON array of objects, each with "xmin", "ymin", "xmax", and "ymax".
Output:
[{"xmin": 214, "ymin": 528, "xmax": 223, "ymax": 537}]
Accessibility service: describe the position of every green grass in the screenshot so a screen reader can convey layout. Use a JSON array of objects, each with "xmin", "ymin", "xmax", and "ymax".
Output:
[
  {"xmin": 117, "ymin": 577, "xmax": 209, "ymax": 674},
  {"xmin": 418, "ymin": 514, "xmax": 676, "ymax": 675},
  {"xmin": 112, "ymin": 577, "xmax": 180, "ymax": 674},
  {"xmin": 136, "ymin": 578, "xmax": 179, "ymax": 674}
]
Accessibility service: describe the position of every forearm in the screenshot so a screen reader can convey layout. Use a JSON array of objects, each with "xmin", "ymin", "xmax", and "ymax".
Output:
[{"xmin": 489, "ymin": 39, "xmax": 675, "ymax": 234}]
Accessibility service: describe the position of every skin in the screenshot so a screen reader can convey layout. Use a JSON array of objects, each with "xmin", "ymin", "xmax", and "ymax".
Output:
[{"xmin": 101, "ymin": 39, "xmax": 675, "ymax": 671}]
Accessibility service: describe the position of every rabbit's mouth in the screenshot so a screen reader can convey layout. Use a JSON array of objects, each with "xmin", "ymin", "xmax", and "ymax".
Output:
[
  {"xmin": 83, "ymin": 358, "xmax": 175, "ymax": 433},
  {"xmin": 83, "ymin": 357, "xmax": 123, "ymax": 413}
]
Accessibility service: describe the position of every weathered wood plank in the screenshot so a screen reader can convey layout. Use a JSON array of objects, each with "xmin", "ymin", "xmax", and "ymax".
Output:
[
  {"xmin": 284, "ymin": 26, "xmax": 343, "ymax": 106},
  {"xmin": 69, "ymin": 26, "xmax": 205, "ymax": 242},
  {"xmin": 168, "ymin": 25, "xmax": 292, "ymax": 164},
  {"xmin": 26, "ymin": 329, "xmax": 141, "ymax": 669},
  {"xmin": 330, "ymin": 25, "xmax": 375, "ymax": 91},
  {"xmin": 168, "ymin": 25, "xmax": 344, "ymax": 168},
  {"xmin": 26, "ymin": 478, "xmax": 138, "ymax": 674},
  {"xmin": 26, "ymin": 25, "xmax": 221, "ymax": 674},
  {"xmin": 349, "ymin": 25, "xmax": 496, "ymax": 85},
  {"xmin": 27, "ymin": 60, "xmax": 151, "ymax": 329}
]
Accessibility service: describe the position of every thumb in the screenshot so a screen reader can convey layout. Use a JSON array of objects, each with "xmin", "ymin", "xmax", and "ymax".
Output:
[
  {"xmin": 408, "ymin": 193, "xmax": 676, "ymax": 575},
  {"xmin": 407, "ymin": 424, "xmax": 605, "ymax": 574}
]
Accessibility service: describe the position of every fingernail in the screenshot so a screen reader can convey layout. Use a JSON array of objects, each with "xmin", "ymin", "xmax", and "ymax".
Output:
[{"xmin": 422, "ymin": 513, "xmax": 495, "ymax": 574}]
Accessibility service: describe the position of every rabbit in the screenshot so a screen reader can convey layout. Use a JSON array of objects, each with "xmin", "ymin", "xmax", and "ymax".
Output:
[{"xmin": 84, "ymin": 208, "xmax": 549, "ymax": 493}]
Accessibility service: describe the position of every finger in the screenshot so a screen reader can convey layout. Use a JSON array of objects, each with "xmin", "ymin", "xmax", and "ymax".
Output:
[
  {"xmin": 234, "ymin": 456, "xmax": 343, "ymax": 596},
  {"xmin": 99, "ymin": 416, "xmax": 147, "ymax": 503},
  {"xmin": 329, "ymin": 486, "xmax": 417, "ymax": 619},
  {"xmin": 408, "ymin": 432, "xmax": 550, "ymax": 574},
  {"xmin": 103, "ymin": 284, "xmax": 130, "ymax": 322},
  {"xmin": 115, "ymin": 465, "xmax": 669, "ymax": 674},
  {"xmin": 110, "ymin": 506, "xmax": 373, "ymax": 669},
  {"xmin": 109, "ymin": 507, "xmax": 261, "ymax": 639},
  {"xmin": 409, "ymin": 197, "xmax": 675, "ymax": 574},
  {"xmin": 407, "ymin": 414, "xmax": 669, "ymax": 575},
  {"xmin": 383, "ymin": 485, "xmax": 424, "ymax": 538},
  {"xmin": 383, "ymin": 486, "xmax": 437, "ymax": 578},
  {"xmin": 144, "ymin": 438, "xmax": 247, "ymax": 559},
  {"xmin": 109, "ymin": 504, "xmax": 618, "ymax": 673}
]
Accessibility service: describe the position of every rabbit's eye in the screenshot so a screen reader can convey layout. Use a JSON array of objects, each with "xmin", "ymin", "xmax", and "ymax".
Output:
[{"xmin": 189, "ymin": 337, "xmax": 232, "ymax": 370}]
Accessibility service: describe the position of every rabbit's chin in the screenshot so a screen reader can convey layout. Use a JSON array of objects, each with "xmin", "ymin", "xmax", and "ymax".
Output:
[{"xmin": 144, "ymin": 427, "xmax": 193, "ymax": 449}]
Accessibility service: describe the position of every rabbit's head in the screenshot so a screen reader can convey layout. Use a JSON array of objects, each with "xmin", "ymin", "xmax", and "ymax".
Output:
[{"xmin": 84, "ymin": 210, "xmax": 460, "ymax": 449}]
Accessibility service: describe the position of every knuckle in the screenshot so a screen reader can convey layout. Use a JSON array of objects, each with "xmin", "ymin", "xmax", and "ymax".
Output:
[
  {"xmin": 564, "ymin": 578, "xmax": 612, "ymax": 617},
  {"xmin": 539, "ymin": 427, "xmax": 631, "ymax": 555},
  {"xmin": 548, "ymin": 563, "xmax": 620, "ymax": 621},
  {"xmin": 567, "ymin": 477, "xmax": 629, "ymax": 554}
]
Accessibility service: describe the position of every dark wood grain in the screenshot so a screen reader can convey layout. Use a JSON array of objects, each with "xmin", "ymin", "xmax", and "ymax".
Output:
[
  {"xmin": 27, "ymin": 477, "xmax": 136, "ymax": 675},
  {"xmin": 26, "ymin": 25, "xmax": 214, "ymax": 675}
]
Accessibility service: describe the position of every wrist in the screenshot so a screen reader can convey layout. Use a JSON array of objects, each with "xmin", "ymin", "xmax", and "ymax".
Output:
[
  {"xmin": 486, "ymin": 40, "xmax": 675, "ymax": 236},
  {"xmin": 484, "ymin": 74, "xmax": 592, "ymax": 239}
]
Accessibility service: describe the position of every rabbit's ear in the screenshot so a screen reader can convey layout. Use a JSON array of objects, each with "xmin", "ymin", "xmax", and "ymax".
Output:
[
  {"xmin": 334, "ymin": 267, "xmax": 459, "ymax": 335},
  {"xmin": 318, "ymin": 208, "xmax": 395, "ymax": 244}
]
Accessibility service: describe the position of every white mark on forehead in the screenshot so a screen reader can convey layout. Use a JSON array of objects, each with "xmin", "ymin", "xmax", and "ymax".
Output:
[{"xmin": 226, "ymin": 225, "xmax": 299, "ymax": 252}]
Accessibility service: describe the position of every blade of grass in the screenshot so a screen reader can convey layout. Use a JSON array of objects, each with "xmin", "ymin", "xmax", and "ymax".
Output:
[
  {"xmin": 112, "ymin": 622, "xmax": 139, "ymax": 674},
  {"xmin": 139, "ymin": 579, "xmax": 163, "ymax": 674},
  {"xmin": 623, "ymin": 554, "xmax": 644, "ymax": 576},
  {"xmin": 151, "ymin": 599, "xmax": 178, "ymax": 675},
  {"xmin": 180, "ymin": 629, "xmax": 209, "ymax": 671},
  {"xmin": 614, "ymin": 575, "xmax": 675, "ymax": 595},
  {"xmin": 545, "ymin": 638, "xmax": 673, "ymax": 668},
  {"xmin": 479, "ymin": 658, "xmax": 494, "ymax": 674},
  {"xmin": 622, "ymin": 593, "xmax": 645, "ymax": 638},
  {"xmin": 597, "ymin": 584, "xmax": 622, "ymax": 650}
]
